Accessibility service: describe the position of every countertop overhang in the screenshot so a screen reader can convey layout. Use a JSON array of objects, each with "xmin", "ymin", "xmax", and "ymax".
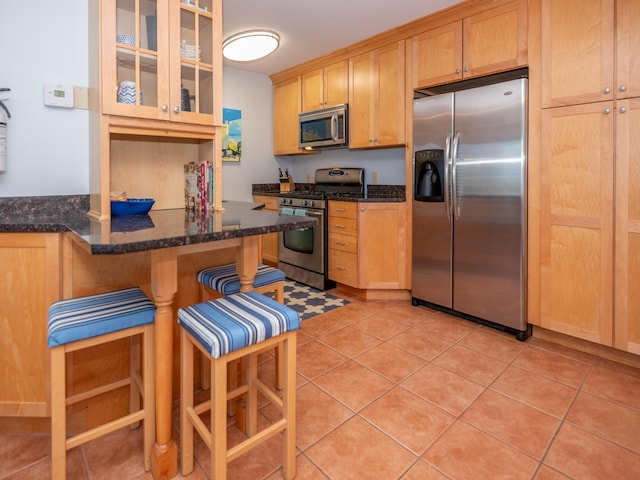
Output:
[{"xmin": 0, "ymin": 200, "xmax": 316, "ymax": 255}]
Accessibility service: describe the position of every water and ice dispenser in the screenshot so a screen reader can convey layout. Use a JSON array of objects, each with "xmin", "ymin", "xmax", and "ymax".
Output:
[{"xmin": 414, "ymin": 149, "xmax": 444, "ymax": 202}]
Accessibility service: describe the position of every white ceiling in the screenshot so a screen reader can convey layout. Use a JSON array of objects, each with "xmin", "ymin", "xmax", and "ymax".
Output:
[{"xmin": 222, "ymin": 0, "xmax": 465, "ymax": 77}]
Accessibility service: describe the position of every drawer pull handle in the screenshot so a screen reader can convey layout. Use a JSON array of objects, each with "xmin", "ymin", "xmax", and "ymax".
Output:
[
  {"xmin": 336, "ymin": 241, "xmax": 346, "ymax": 245},
  {"xmin": 335, "ymin": 208, "xmax": 346, "ymax": 212},
  {"xmin": 336, "ymin": 266, "xmax": 346, "ymax": 270},
  {"xmin": 336, "ymin": 225, "xmax": 346, "ymax": 229}
]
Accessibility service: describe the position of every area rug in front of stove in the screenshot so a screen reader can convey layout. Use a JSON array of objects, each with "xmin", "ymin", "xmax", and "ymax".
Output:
[{"xmin": 277, "ymin": 280, "xmax": 350, "ymax": 321}]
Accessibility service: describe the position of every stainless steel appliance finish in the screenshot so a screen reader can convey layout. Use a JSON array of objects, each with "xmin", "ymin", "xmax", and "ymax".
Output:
[
  {"xmin": 411, "ymin": 72, "xmax": 529, "ymax": 340},
  {"xmin": 278, "ymin": 167, "xmax": 364, "ymax": 290},
  {"xmin": 298, "ymin": 104, "xmax": 348, "ymax": 149}
]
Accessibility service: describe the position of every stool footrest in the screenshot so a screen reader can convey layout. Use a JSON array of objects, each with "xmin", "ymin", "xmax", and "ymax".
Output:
[
  {"xmin": 65, "ymin": 377, "xmax": 131, "ymax": 406},
  {"xmin": 227, "ymin": 418, "xmax": 287, "ymax": 463},
  {"xmin": 66, "ymin": 409, "xmax": 145, "ymax": 450}
]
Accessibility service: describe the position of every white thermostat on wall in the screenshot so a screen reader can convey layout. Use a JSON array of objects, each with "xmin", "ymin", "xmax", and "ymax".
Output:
[{"xmin": 44, "ymin": 83, "xmax": 74, "ymax": 108}]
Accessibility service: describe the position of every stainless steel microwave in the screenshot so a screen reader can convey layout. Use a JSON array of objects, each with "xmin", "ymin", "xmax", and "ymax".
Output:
[{"xmin": 298, "ymin": 104, "xmax": 348, "ymax": 149}]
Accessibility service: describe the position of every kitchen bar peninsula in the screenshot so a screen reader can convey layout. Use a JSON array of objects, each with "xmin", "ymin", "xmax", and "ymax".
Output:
[{"xmin": 0, "ymin": 199, "xmax": 316, "ymax": 480}]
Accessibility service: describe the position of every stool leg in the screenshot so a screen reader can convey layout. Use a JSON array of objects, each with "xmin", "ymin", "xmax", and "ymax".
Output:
[
  {"xmin": 143, "ymin": 324, "xmax": 156, "ymax": 472},
  {"xmin": 50, "ymin": 346, "xmax": 67, "ymax": 480},
  {"xmin": 180, "ymin": 330, "xmax": 195, "ymax": 476},
  {"xmin": 283, "ymin": 332, "xmax": 297, "ymax": 480},
  {"xmin": 212, "ymin": 356, "xmax": 228, "ymax": 480},
  {"xmin": 274, "ymin": 282, "xmax": 285, "ymax": 390},
  {"xmin": 245, "ymin": 353, "xmax": 258, "ymax": 437},
  {"xmin": 129, "ymin": 335, "xmax": 142, "ymax": 428}
]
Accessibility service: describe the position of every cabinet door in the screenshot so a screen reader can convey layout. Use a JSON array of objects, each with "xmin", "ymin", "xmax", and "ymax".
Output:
[
  {"xmin": 541, "ymin": 0, "xmax": 614, "ymax": 107},
  {"xmin": 412, "ymin": 21, "xmax": 463, "ymax": 89},
  {"xmin": 614, "ymin": 97, "xmax": 640, "ymax": 353},
  {"xmin": 377, "ymin": 41, "xmax": 405, "ymax": 147},
  {"xmin": 539, "ymin": 103, "xmax": 614, "ymax": 345},
  {"xmin": 101, "ymin": 0, "xmax": 169, "ymax": 119},
  {"xmin": 616, "ymin": 0, "xmax": 640, "ymax": 99},
  {"xmin": 359, "ymin": 203, "xmax": 407, "ymax": 289},
  {"xmin": 0, "ymin": 233, "xmax": 61, "ymax": 418},
  {"xmin": 273, "ymin": 76, "xmax": 303, "ymax": 155},
  {"xmin": 349, "ymin": 42, "xmax": 405, "ymax": 149},
  {"xmin": 463, "ymin": 1, "xmax": 527, "ymax": 78},
  {"xmin": 253, "ymin": 195, "xmax": 279, "ymax": 265},
  {"xmin": 324, "ymin": 60, "xmax": 348, "ymax": 108},
  {"xmin": 302, "ymin": 68, "xmax": 323, "ymax": 112},
  {"xmin": 349, "ymin": 52, "xmax": 375, "ymax": 148},
  {"xmin": 169, "ymin": 0, "xmax": 221, "ymax": 126}
]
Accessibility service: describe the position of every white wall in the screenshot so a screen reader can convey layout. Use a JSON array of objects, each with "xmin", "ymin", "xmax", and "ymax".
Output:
[
  {"xmin": 0, "ymin": 1, "xmax": 405, "ymax": 200},
  {"xmin": 0, "ymin": 0, "xmax": 89, "ymax": 197}
]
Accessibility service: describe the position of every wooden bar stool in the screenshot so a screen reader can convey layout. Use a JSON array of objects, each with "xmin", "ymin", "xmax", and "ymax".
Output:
[
  {"xmin": 47, "ymin": 287, "xmax": 156, "ymax": 480},
  {"xmin": 196, "ymin": 263, "xmax": 286, "ymax": 391},
  {"xmin": 178, "ymin": 292, "xmax": 299, "ymax": 480}
]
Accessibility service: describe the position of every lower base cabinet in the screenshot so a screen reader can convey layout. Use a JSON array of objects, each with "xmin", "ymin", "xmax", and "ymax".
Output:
[
  {"xmin": 328, "ymin": 201, "xmax": 407, "ymax": 290},
  {"xmin": 253, "ymin": 195, "xmax": 279, "ymax": 265},
  {"xmin": 0, "ymin": 233, "xmax": 61, "ymax": 420}
]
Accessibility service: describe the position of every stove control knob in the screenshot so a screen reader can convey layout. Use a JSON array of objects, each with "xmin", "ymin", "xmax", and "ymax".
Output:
[
  {"xmin": 307, "ymin": 200, "xmax": 314, "ymax": 208},
  {"xmin": 286, "ymin": 198, "xmax": 293, "ymax": 205}
]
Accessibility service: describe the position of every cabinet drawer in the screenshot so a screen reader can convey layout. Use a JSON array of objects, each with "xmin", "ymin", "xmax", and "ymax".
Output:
[
  {"xmin": 329, "ymin": 216, "xmax": 358, "ymax": 235},
  {"xmin": 329, "ymin": 201, "xmax": 358, "ymax": 219},
  {"xmin": 328, "ymin": 249, "xmax": 358, "ymax": 286},
  {"xmin": 328, "ymin": 232, "xmax": 357, "ymax": 253}
]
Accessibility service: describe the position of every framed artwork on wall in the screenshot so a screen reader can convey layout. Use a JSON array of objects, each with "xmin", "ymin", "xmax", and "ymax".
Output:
[{"xmin": 222, "ymin": 108, "xmax": 242, "ymax": 162}]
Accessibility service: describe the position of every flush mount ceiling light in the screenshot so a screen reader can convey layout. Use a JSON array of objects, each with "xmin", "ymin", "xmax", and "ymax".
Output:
[{"xmin": 222, "ymin": 30, "xmax": 280, "ymax": 62}]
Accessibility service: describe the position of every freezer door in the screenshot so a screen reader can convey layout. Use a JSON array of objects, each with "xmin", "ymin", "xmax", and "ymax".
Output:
[
  {"xmin": 411, "ymin": 93, "xmax": 454, "ymax": 308},
  {"xmin": 451, "ymin": 78, "xmax": 527, "ymax": 330}
]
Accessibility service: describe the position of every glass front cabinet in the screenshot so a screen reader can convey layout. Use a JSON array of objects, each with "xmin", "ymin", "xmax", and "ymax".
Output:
[{"xmin": 89, "ymin": 0, "xmax": 223, "ymax": 219}]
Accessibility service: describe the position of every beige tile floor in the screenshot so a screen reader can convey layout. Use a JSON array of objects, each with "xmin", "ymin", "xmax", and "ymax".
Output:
[{"xmin": 3, "ymin": 293, "xmax": 640, "ymax": 479}]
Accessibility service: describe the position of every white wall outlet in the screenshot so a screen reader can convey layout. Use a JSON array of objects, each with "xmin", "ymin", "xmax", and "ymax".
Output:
[
  {"xmin": 306, "ymin": 173, "xmax": 311, "ymax": 183},
  {"xmin": 372, "ymin": 171, "xmax": 379, "ymax": 184},
  {"xmin": 73, "ymin": 86, "xmax": 89, "ymax": 110},
  {"xmin": 44, "ymin": 83, "xmax": 74, "ymax": 108}
]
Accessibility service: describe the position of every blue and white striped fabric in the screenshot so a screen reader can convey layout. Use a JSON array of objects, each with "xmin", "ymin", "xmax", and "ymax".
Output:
[
  {"xmin": 178, "ymin": 292, "xmax": 300, "ymax": 359},
  {"xmin": 196, "ymin": 263, "xmax": 285, "ymax": 295},
  {"xmin": 47, "ymin": 288, "xmax": 156, "ymax": 348}
]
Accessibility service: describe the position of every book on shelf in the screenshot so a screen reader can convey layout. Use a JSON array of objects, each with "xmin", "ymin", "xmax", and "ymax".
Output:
[{"xmin": 184, "ymin": 160, "xmax": 213, "ymax": 214}]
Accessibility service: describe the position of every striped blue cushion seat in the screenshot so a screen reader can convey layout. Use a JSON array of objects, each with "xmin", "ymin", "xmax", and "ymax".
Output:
[
  {"xmin": 196, "ymin": 263, "xmax": 285, "ymax": 295},
  {"xmin": 178, "ymin": 292, "xmax": 300, "ymax": 359},
  {"xmin": 48, "ymin": 287, "xmax": 156, "ymax": 348}
]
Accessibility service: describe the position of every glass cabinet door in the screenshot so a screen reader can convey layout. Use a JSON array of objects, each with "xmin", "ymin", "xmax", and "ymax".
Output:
[
  {"xmin": 109, "ymin": 0, "xmax": 162, "ymax": 116},
  {"xmin": 172, "ymin": 0, "xmax": 216, "ymax": 124}
]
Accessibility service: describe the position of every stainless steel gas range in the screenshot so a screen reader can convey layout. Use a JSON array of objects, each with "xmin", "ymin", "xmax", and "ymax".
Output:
[{"xmin": 277, "ymin": 168, "xmax": 364, "ymax": 290}]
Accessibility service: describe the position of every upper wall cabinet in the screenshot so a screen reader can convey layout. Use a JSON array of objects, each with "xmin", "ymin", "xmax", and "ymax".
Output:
[
  {"xmin": 273, "ymin": 76, "xmax": 304, "ymax": 155},
  {"xmin": 301, "ymin": 61, "xmax": 348, "ymax": 112},
  {"xmin": 100, "ymin": 0, "xmax": 221, "ymax": 126},
  {"xmin": 541, "ymin": 0, "xmax": 639, "ymax": 107},
  {"xmin": 412, "ymin": 0, "xmax": 527, "ymax": 89},
  {"xmin": 349, "ymin": 41, "xmax": 405, "ymax": 149}
]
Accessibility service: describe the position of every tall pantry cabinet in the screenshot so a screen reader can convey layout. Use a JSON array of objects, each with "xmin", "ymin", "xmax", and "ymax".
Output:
[
  {"xmin": 534, "ymin": 0, "xmax": 640, "ymax": 353},
  {"xmin": 89, "ymin": 0, "xmax": 223, "ymax": 219}
]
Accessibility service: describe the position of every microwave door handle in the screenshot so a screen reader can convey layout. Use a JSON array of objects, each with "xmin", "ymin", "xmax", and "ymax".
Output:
[{"xmin": 331, "ymin": 114, "xmax": 338, "ymax": 141}]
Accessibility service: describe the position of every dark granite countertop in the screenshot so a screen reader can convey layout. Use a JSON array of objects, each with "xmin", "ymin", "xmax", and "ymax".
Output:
[
  {"xmin": 0, "ymin": 196, "xmax": 316, "ymax": 255},
  {"xmin": 252, "ymin": 184, "xmax": 406, "ymax": 203}
]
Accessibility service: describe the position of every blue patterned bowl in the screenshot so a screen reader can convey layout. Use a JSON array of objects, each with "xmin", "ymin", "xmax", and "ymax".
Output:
[{"xmin": 111, "ymin": 198, "xmax": 155, "ymax": 216}]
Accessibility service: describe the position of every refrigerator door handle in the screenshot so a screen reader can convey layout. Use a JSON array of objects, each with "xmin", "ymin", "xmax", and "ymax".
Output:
[
  {"xmin": 451, "ymin": 130, "xmax": 461, "ymax": 220},
  {"xmin": 444, "ymin": 133, "xmax": 452, "ymax": 221}
]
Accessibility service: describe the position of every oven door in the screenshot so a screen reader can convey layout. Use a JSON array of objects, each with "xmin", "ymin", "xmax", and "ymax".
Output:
[{"xmin": 278, "ymin": 208, "xmax": 325, "ymax": 274}]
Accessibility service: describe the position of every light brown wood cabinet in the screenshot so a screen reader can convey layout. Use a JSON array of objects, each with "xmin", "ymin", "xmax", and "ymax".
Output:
[
  {"xmin": 412, "ymin": 0, "xmax": 527, "ymax": 88},
  {"xmin": 273, "ymin": 76, "xmax": 305, "ymax": 155},
  {"xmin": 328, "ymin": 201, "xmax": 407, "ymax": 290},
  {"xmin": 89, "ymin": 0, "xmax": 223, "ymax": 219},
  {"xmin": 0, "ymin": 233, "xmax": 61, "ymax": 420},
  {"xmin": 540, "ymin": 0, "xmax": 640, "ymax": 107},
  {"xmin": 253, "ymin": 195, "xmax": 279, "ymax": 265},
  {"xmin": 301, "ymin": 60, "xmax": 348, "ymax": 112},
  {"xmin": 534, "ymin": 0, "xmax": 640, "ymax": 353},
  {"xmin": 349, "ymin": 41, "xmax": 405, "ymax": 149},
  {"xmin": 100, "ymin": 0, "xmax": 220, "ymax": 125}
]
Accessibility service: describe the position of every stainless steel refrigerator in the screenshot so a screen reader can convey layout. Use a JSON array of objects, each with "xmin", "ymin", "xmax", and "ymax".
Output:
[{"xmin": 411, "ymin": 71, "xmax": 529, "ymax": 340}]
